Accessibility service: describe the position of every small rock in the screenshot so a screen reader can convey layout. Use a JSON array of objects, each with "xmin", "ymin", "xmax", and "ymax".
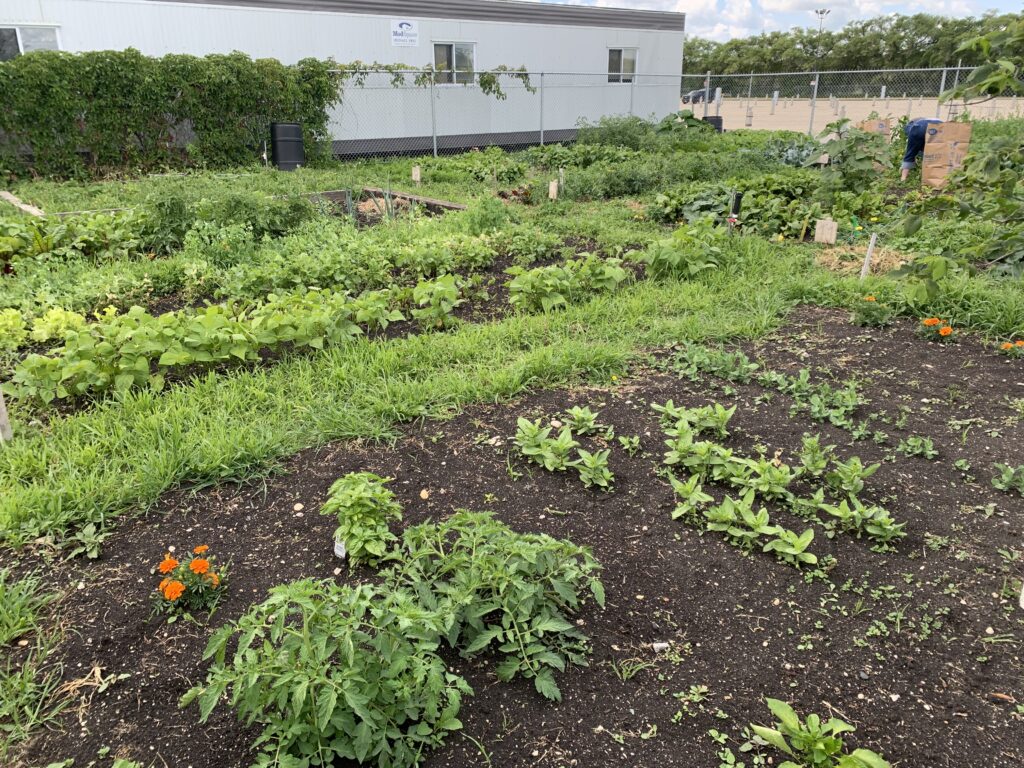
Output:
[
  {"xmin": 419, "ymin": 489, "xmax": 430, "ymax": 500},
  {"xmin": 293, "ymin": 503, "xmax": 304, "ymax": 512},
  {"xmin": 333, "ymin": 568, "xmax": 342, "ymax": 576},
  {"xmin": 890, "ymin": 693, "xmax": 900, "ymax": 702},
  {"xmin": 652, "ymin": 642, "xmax": 670, "ymax": 652}
]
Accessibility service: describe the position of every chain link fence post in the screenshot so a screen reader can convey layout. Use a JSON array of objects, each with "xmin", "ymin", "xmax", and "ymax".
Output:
[
  {"xmin": 703, "ymin": 71, "xmax": 711, "ymax": 118},
  {"xmin": 808, "ymin": 72, "xmax": 819, "ymax": 135},
  {"xmin": 539, "ymin": 72, "xmax": 545, "ymax": 145},
  {"xmin": 936, "ymin": 67, "xmax": 947, "ymax": 118},
  {"xmin": 429, "ymin": 71, "xmax": 438, "ymax": 158}
]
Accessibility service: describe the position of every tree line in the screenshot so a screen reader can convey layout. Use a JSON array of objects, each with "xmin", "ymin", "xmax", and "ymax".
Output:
[{"xmin": 683, "ymin": 12, "xmax": 1022, "ymax": 74}]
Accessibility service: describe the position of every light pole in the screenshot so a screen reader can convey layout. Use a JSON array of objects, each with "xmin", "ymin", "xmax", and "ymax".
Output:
[{"xmin": 814, "ymin": 9, "xmax": 830, "ymax": 60}]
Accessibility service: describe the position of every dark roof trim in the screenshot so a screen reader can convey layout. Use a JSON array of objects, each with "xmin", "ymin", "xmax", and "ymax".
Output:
[{"xmin": 142, "ymin": 0, "xmax": 686, "ymax": 32}]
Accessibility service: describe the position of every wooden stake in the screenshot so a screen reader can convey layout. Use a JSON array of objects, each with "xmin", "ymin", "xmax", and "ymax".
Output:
[
  {"xmin": 558, "ymin": 167, "xmax": 565, "ymax": 190},
  {"xmin": 548, "ymin": 180, "xmax": 559, "ymax": 200},
  {"xmin": 411, "ymin": 165, "xmax": 421, "ymax": 185},
  {"xmin": 0, "ymin": 191, "xmax": 44, "ymax": 217},
  {"xmin": 0, "ymin": 389, "xmax": 11, "ymax": 443},
  {"xmin": 859, "ymin": 233, "xmax": 878, "ymax": 280}
]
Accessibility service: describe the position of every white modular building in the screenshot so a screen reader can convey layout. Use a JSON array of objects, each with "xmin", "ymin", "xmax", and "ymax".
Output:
[{"xmin": 1, "ymin": 0, "xmax": 686, "ymax": 154}]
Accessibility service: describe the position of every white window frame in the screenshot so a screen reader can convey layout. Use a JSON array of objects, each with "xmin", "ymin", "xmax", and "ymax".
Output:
[
  {"xmin": 432, "ymin": 41, "xmax": 476, "ymax": 86},
  {"xmin": 607, "ymin": 47, "xmax": 638, "ymax": 84},
  {"xmin": 0, "ymin": 24, "xmax": 62, "ymax": 60}
]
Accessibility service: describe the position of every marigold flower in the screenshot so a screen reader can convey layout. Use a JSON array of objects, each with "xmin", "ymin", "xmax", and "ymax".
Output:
[
  {"xmin": 158, "ymin": 578, "xmax": 170, "ymax": 592},
  {"xmin": 189, "ymin": 558, "xmax": 210, "ymax": 575},
  {"xmin": 1002, "ymin": 342, "xmax": 1015, "ymax": 350},
  {"xmin": 863, "ymin": 295, "xmax": 876, "ymax": 302},
  {"xmin": 158, "ymin": 555, "xmax": 179, "ymax": 574},
  {"xmin": 922, "ymin": 318, "xmax": 941, "ymax": 327},
  {"xmin": 1016, "ymin": 340, "xmax": 1024, "ymax": 347},
  {"xmin": 162, "ymin": 580, "xmax": 185, "ymax": 601},
  {"xmin": 939, "ymin": 326, "xmax": 953, "ymax": 337},
  {"xmin": 193, "ymin": 545, "xmax": 209, "ymax": 554},
  {"xmin": 207, "ymin": 572, "xmax": 221, "ymax": 587}
]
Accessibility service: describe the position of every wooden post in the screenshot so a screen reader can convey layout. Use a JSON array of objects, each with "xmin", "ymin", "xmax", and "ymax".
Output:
[
  {"xmin": 411, "ymin": 165, "xmax": 421, "ymax": 185},
  {"xmin": 558, "ymin": 167, "xmax": 565, "ymax": 191},
  {"xmin": 860, "ymin": 233, "xmax": 878, "ymax": 280},
  {"xmin": 548, "ymin": 180, "xmax": 559, "ymax": 200},
  {"xmin": 0, "ymin": 191, "xmax": 44, "ymax": 217},
  {"xmin": 0, "ymin": 389, "xmax": 11, "ymax": 443}
]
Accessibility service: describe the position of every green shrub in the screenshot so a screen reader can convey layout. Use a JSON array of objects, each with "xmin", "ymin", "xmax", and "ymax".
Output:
[
  {"xmin": 0, "ymin": 50, "xmax": 342, "ymax": 177},
  {"xmin": 637, "ymin": 218, "xmax": 726, "ymax": 279},
  {"xmin": 0, "ymin": 308, "xmax": 27, "ymax": 351}
]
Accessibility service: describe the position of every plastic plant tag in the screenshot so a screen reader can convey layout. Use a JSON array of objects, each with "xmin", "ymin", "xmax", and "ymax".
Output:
[{"xmin": 333, "ymin": 539, "xmax": 347, "ymax": 559}]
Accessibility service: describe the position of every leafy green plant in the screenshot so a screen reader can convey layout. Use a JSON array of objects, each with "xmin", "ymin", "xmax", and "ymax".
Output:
[
  {"xmin": 991, "ymin": 463, "xmax": 1024, "ymax": 496},
  {"xmin": 0, "ymin": 309, "xmax": 27, "ymax": 351},
  {"xmin": 514, "ymin": 419, "xmax": 579, "ymax": 472},
  {"xmin": 704, "ymin": 492, "xmax": 780, "ymax": 550},
  {"xmin": 321, "ymin": 473, "xmax": 402, "ymax": 567},
  {"xmin": 797, "ymin": 434, "xmax": 835, "ymax": 479},
  {"xmin": 897, "ymin": 435, "xmax": 938, "ymax": 459},
  {"xmin": 638, "ymin": 218, "xmax": 725, "ymax": 279},
  {"xmin": 751, "ymin": 698, "xmax": 890, "ymax": 768},
  {"xmin": 669, "ymin": 474, "xmax": 714, "ymax": 522},
  {"xmin": 734, "ymin": 456, "xmax": 795, "ymax": 501},
  {"xmin": 183, "ymin": 580, "xmax": 469, "ymax": 768},
  {"xmin": 352, "ymin": 290, "xmax": 405, "ymax": 332},
  {"xmin": 574, "ymin": 448, "xmax": 614, "ymax": 490},
  {"xmin": 29, "ymin": 307, "xmax": 87, "ymax": 344},
  {"xmin": 763, "ymin": 528, "xmax": 818, "ymax": 568},
  {"xmin": 617, "ymin": 435, "xmax": 641, "ymax": 456},
  {"xmin": 817, "ymin": 498, "xmax": 905, "ymax": 545},
  {"xmin": 385, "ymin": 511, "xmax": 604, "ymax": 702},
  {"xmin": 411, "ymin": 275, "xmax": 464, "ymax": 330},
  {"xmin": 850, "ymin": 295, "xmax": 893, "ymax": 328},
  {"xmin": 825, "ymin": 457, "xmax": 880, "ymax": 497},
  {"xmin": 565, "ymin": 406, "xmax": 600, "ymax": 435}
]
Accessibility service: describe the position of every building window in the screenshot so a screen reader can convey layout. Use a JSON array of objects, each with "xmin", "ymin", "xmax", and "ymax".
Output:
[
  {"xmin": 0, "ymin": 26, "xmax": 60, "ymax": 61},
  {"xmin": 608, "ymin": 48, "xmax": 637, "ymax": 84},
  {"xmin": 434, "ymin": 42, "xmax": 474, "ymax": 85}
]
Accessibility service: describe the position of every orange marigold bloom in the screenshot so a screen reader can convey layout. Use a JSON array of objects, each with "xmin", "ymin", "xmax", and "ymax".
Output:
[
  {"xmin": 939, "ymin": 326, "xmax": 953, "ymax": 337},
  {"xmin": 1002, "ymin": 342, "xmax": 1015, "ymax": 350},
  {"xmin": 158, "ymin": 578, "xmax": 170, "ymax": 592},
  {"xmin": 158, "ymin": 555, "xmax": 179, "ymax": 574},
  {"xmin": 922, "ymin": 318, "xmax": 941, "ymax": 327},
  {"xmin": 863, "ymin": 295, "xmax": 876, "ymax": 302},
  {"xmin": 1016, "ymin": 340, "xmax": 1024, "ymax": 347},
  {"xmin": 189, "ymin": 558, "xmax": 210, "ymax": 575},
  {"xmin": 207, "ymin": 572, "xmax": 221, "ymax": 587},
  {"xmin": 162, "ymin": 580, "xmax": 185, "ymax": 601},
  {"xmin": 193, "ymin": 545, "xmax": 209, "ymax": 554}
]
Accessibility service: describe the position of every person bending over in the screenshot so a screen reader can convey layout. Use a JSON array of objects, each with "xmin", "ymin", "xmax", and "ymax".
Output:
[{"xmin": 901, "ymin": 117, "xmax": 942, "ymax": 181}]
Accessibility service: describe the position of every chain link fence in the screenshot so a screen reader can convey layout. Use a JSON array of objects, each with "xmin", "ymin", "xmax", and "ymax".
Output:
[
  {"xmin": 327, "ymin": 70, "xmax": 684, "ymax": 157},
  {"xmin": 681, "ymin": 67, "xmax": 1023, "ymax": 135},
  {"xmin": 324, "ymin": 67, "xmax": 1021, "ymax": 157}
]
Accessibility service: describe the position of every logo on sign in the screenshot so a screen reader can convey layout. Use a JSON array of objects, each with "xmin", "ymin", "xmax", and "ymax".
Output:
[{"xmin": 391, "ymin": 20, "xmax": 419, "ymax": 47}]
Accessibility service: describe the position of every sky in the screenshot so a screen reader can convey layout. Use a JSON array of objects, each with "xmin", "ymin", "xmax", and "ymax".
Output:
[{"xmin": 546, "ymin": 1, "xmax": 1020, "ymax": 41}]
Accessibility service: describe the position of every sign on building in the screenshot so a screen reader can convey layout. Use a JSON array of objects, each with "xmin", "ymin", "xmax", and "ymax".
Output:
[{"xmin": 391, "ymin": 20, "xmax": 419, "ymax": 47}]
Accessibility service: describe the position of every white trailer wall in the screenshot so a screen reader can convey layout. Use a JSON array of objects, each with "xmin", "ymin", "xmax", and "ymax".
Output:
[{"xmin": 3, "ymin": 0, "xmax": 685, "ymax": 144}]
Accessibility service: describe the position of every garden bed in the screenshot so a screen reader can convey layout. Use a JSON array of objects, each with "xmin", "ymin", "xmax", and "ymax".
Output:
[{"xmin": 14, "ymin": 306, "xmax": 1023, "ymax": 768}]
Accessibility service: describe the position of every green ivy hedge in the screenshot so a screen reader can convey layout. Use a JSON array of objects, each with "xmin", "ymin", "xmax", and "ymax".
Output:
[{"xmin": 0, "ymin": 49, "xmax": 343, "ymax": 178}]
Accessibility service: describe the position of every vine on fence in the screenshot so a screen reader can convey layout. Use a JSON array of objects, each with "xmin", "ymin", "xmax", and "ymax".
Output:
[{"xmin": 0, "ymin": 51, "xmax": 534, "ymax": 179}]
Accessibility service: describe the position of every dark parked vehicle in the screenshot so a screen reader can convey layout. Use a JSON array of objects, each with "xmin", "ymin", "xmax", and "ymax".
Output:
[{"xmin": 682, "ymin": 88, "xmax": 707, "ymax": 104}]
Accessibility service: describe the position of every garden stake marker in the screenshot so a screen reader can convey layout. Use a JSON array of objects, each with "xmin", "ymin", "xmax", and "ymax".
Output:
[
  {"xmin": 860, "ymin": 233, "xmax": 878, "ymax": 280},
  {"xmin": 412, "ymin": 165, "xmax": 421, "ymax": 185},
  {"xmin": 549, "ymin": 180, "xmax": 559, "ymax": 200},
  {"xmin": 0, "ymin": 390, "xmax": 10, "ymax": 442}
]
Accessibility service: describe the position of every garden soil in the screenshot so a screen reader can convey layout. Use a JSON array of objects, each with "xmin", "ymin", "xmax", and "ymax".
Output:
[{"xmin": 12, "ymin": 307, "xmax": 1024, "ymax": 768}]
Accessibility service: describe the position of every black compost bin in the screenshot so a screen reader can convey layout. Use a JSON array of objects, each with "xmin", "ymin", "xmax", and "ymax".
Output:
[
  {"xmin": 271, "ymin": 122, "xmax": 304, "ymax": 171},
  {"xmin": 702, "ymin": 116, "xmax": 724, "ymax": 133}
]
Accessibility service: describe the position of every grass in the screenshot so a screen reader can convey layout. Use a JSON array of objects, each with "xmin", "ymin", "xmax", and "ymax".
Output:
[
  {"xmin": 0, "ymin": 237, "xmax": 798, "ymax": 541},
  {"xmin": 0, "ymin": 569, "xmax": 64, "ymax": 757}
]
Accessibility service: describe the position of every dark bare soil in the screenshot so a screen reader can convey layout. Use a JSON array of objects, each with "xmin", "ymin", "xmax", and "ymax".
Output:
[{"xmin": 13, "ymin": 307, "xmax": 1024, "ymax": 768}]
